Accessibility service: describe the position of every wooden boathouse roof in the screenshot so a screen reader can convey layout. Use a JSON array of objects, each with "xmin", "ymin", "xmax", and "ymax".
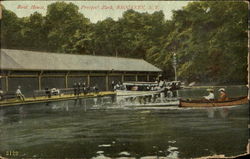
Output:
[{"xmin": 0, "ymin": 49, "xmax": 162, "ymax": 72}]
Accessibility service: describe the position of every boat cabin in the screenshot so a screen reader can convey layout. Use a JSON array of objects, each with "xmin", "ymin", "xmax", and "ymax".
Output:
[{"xmin": 120, "ymin": 82, "xmax": 159, "ymax": 91}]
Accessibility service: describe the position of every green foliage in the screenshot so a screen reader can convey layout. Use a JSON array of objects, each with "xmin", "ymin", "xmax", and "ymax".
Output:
[
  {"xmin": 45, "ymin": 2, "xmax": 90, "ymax": 52},
  {"xmin": 1, "ymin": 1, "xmax": 248, "ymax": 84},
  {"xmin": 1, "ymin": 8, "xmax": 23, "ymax": 49}
]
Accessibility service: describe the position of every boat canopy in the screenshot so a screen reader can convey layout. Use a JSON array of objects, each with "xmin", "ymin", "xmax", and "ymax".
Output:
[{"xmin": 122, "ymin": 82, "xmax": 158, "ymax": 86}]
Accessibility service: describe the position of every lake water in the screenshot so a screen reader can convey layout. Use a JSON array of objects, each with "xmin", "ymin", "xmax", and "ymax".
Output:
[{"xmin": 0, "ymin": 86, "xmax": 248, "ymax": 158}]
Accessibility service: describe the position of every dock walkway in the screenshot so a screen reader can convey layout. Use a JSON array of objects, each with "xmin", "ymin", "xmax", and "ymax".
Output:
[{"xmin": 0, "ymin": 91, "xmax": 116, "ymax": 107}]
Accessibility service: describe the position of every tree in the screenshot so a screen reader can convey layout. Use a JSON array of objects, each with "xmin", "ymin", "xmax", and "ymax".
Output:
[
  {"xmin": 20, "ymin": 12, "xmax": 47, "ymax": 51},
  {"xmin": 45, "ymin": 2, "xmax": 90, "ymax": 53},
  {"xmin": 1, "ymin": 8, "xmax": 23, "ymax": 49}
]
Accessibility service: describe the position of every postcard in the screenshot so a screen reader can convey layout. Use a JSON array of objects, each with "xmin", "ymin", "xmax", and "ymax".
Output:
[{"xmin": 0, "ymin": 1, "xmax": 249, "ymax": 159}]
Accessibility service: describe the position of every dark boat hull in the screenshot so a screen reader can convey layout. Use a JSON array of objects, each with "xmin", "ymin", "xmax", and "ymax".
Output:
[{"xmin": 179, "ymin": 96, "xmax": 248, "ymax": 107}]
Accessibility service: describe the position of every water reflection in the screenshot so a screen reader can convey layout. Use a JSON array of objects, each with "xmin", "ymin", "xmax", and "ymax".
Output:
[
  {"xmin": 206, "ymin": 107, "xmax": 231, "ymax": 119},
  {"xmin": 18, "ymin": 106, "xmax": 27, "ymax": 119},
  {"xmin": 207, "ymin": 108, "xmax": 215, "ymax": 118},
  {"xmin": 219, "ymin": 108, "xmax": 229, "ymax": 118},
  {"xmin": 0, "ymin": 86, "xmax": 248, "ymax": 158}
]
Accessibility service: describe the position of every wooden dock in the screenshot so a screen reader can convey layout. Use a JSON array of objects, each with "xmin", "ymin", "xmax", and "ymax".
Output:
[{"xmin": 0, "ymin": 91, "xmax": 116, "ymax": 107}]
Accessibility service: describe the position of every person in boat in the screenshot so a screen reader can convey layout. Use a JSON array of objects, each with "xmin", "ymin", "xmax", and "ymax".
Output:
[
  {"xmin": 120, "ymin": 83, "xmax": 126, "ymax": 90},
  {"xmin": 167, "ymin": 88, "xmax": 173, "ymax": 98},
  {"xmin": 114, "ymin": 83, "xmax": 121, "ymax": 90},
  {"xmin": 131, "ymin": 85, "xmax": 138, "ymax": 91},
  {"xmin": 160, "ymin": 90, "xmax": 165, "ymax": 103},
  {"xmin": 218, "ymin": 88, "xmax": 228, "ymax": 101},
  {"xmin": 16, "ymin": 86, "xmax": 25, "ymax": 101},
  {"xmin": 159, "ymin": 80, "xmax": 164, "ymax": 88},
  {"xmin": 203, "ymin": 89, "xmax": 215, "ymax": 101}
]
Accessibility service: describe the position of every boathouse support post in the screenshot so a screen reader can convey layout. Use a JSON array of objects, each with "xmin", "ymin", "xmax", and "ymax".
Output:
[
  {"xmin": 5, "ymin": 71, "xmax": 11, "ymax": 91},
  {"xmin": 65, "ymin": 71, "xmax": 70, "ymax": 88},
  {"xmin": 38, "ymin": 71, "xmax": 43, "ymax": 90},
  {"xmin": 105, "ymin": 73, "xmax": 109, "ymax": 91},
  {"xmin": 87, "ymin": 73, "xmax": 90, "ymax": 86},
  {"xmin": 38, "ymin": 76, "xmax": 41, "ymax": 90},
  {"xmin": 5, "ymin": 76, "xmax": 8, "ymax": 91},
  {"xmin": 147, "ymin": 74, "xmax": 150, "ymax": 82},
  {"xmin": 121, "ymin": 74, "xmax": 124, "ymax": 83},
  {"xmin": 135, "ymin": 73, "xmax": 138, "ymax": 82}
]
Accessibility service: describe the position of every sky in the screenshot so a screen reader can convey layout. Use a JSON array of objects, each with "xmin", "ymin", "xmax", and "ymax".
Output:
[{"xmin": 2, "ymin": 1, "xmax": 190, "ymax": 23}]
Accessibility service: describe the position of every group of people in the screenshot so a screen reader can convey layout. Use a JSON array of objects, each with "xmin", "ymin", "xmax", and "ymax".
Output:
[
  {"xmin": 203, "ymin": 88, "xmax": 228, "ymax": 101},
  {"xmin": 0, "ymin": 82, "xmax": 229, "ymax": 103},
  {"xmin": 111, "ymin": 80, "xmax": 177, "ymax": 99},
  {"xmin": 111, "ymin": 81, "xmax": 126, "ymax": 91},
  {"xmin": 73, "ymin": 82, "xmax": 99, "ymax": 96}
]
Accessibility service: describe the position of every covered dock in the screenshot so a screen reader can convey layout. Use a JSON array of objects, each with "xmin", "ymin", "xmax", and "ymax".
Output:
[{"xmin": 0, "ymin": 49, "xmax": 162, "ymax": 97}]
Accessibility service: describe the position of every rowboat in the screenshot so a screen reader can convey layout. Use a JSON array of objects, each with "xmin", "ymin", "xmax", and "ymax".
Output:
[{"xmin": 179, "ymin": 96, "xmax": 248, "ymax": 107}]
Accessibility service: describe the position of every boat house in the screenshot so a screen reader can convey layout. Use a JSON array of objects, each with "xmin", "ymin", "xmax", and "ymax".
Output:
[{"xmin": 0, "ymin": 49, "xmax": 162, "ymax": 96}]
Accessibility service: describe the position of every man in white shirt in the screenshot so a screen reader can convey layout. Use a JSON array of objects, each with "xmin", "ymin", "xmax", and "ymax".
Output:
[
  {"xmin": 204, "ymin": 89, "xmax": 215, "ymax": 100},
  {"xmin": 16, "ymin": 86, "xmax": 25, "ymax": 101},
  {"xmin": 0, "ymin": 89, "xmax": 3, "ymax": 100}
]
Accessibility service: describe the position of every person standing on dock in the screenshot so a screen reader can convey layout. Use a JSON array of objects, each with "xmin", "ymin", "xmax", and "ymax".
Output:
[
  {"xmin": 82, "ymin": 81, "xmax": 86, "ymax": 93},
  {"xmin": 77, "ymin": 82, "xmax": 82, "ymax": 95},
  {"xmin": 111, "ymin": 81, "xmax": 115, "ymax": 91},
  {"xmin": 73, "ymin": 82, "xmax": 77, "ymax": 96},
  {"xmin": 45, "ymin": 87, "xmax": 51, "ymax": 98},
  {"xmin": 167, "ymin": 88, "xmax": 173, "ymax": 98},
  {"xmin": 86, "ymin": 84, "xmax": 90, "ymax": 94},
  {"xmin": 16, "ymin": 86, "xmax": 25, "ymax": 101},
  {"xmin": 0, "ymin": 89, "xmax": 3, "ymax": 101},
  {"xmin": 93, "ymin": 85, "xmax": 99, "ymax": 93}
]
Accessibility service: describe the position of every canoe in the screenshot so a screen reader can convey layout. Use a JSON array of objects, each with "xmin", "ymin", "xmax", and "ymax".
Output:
[{"xmin": 179, "ymin": 96, "xmax": 248, "ymax": 107}]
